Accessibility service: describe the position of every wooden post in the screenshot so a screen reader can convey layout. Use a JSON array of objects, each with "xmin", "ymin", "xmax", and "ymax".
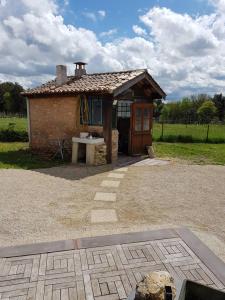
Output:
[
  {"xmin": 206, "ymin": 124, "xmax": 210, "ymax": 143},
  {"xmin": 161, "ymin": 122, "xmax": 164, "ymax": 140},
  {"xmin": 103, "ymin": 97, "xmax": 113, "ymax": 164}
]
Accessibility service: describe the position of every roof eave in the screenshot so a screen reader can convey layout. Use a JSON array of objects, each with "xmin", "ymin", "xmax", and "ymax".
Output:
[{"xmin": 112, "ymin": 70, "xmax": 166, "ymax": 99}]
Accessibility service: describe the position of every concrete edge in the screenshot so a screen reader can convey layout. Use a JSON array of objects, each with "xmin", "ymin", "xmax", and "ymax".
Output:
[
  {"xmin": 0, "ymin": 228, "xmax": 178, "ymax": 258},
  {"xmin": 175, "ymin": 227, "xmax": 225, "ymax": 285},
  {"xmin": 78, "ymin": 228, "xmax": 178, "ymax": 249}
]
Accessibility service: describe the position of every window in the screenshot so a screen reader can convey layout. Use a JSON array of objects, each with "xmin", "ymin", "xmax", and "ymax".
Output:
[
  {"xmin": 80, "ymin": 96, "xmax": 103, "ymax": 125},
  {"xmin": 117, "ymin": 101, "xmax": 132, "ymax": 118},
  {"xmin": 135, "ymin": 108, "xmax": 142, "ymax": 131}
]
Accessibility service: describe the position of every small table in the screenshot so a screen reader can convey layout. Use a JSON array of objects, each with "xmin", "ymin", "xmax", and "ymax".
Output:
[{"xmin": 72, "ymin": 137, "xmax": 104, "ymax": 165}]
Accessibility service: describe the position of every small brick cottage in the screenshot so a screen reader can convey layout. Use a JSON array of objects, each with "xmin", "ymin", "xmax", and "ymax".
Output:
[{"xmin": 23, "ymin": 62, "xmax": 166, "ymax": 164}]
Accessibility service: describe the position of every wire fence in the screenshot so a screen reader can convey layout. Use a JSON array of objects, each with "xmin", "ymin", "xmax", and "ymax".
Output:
[
  {"xmin": 0, "ymin": 112, "xmax": 26, "ymax": 118},
  {"xmin": 153, "ymin": 122, "xmax": 225, "ymax": 143}
]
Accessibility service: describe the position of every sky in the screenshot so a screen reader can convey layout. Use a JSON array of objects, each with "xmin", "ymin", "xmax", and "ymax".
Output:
[{"xmin": 0, "ymin": 0, "xmax": 225, "ymax": 100}]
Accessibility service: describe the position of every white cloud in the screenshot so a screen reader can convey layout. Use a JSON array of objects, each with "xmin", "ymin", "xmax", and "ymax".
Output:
[
  {"xmin": 209, "ymin": 0, "xmax": 225, "ymax": 12},
  {"xmin": 100, "ymin": 28, "xmax": 117, "ymax": 37},
  {"xmin": 0, "ymin": 0, "xmax": 7, "ymax": 7},
  {"xmin": 98, "ymin": 10, "xmax": 106, "ymax": 18},
  {"xmin": 82, "ymin": 9, "xmax": 106, "ymax": 22},
  {"xmin": 82, "ymin": 11, "xmax": 97, "ymax": 22},
  {"xmin": 0, "ymin": 0, "xmax": 225, "ymax": 98},
  {"xmin": 132, "ymin": 25, "xmax": 147, "ymax": 36}
]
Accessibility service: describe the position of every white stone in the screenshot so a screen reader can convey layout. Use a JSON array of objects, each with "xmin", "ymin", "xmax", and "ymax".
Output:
[
  {"xmin": 136, "ymin": 271, "xmax": 176, "ymax": 300},
  {"xmin": 90, "ymin": 209, "xmax": 118, "ymax": 223},
  {"xmin": 114, "ymin": 167, "xmax": 128, "ymax": 172},
  {"xmin": 100, "ymin": 180, "xmax": 120, "ymax": 188},
  {"xmin": 133, "ymin": 159, "xmax": 170, "ymax": 166},
  {"xmin": 108, "ymin": 173, "xmax": 125, "ymax": 179},
  {"xmin": 94, "ymin": 192, "xmax": 117, "ymax": 202}
]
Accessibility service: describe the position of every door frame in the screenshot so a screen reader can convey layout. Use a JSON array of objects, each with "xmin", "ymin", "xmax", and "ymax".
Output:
[{"xmin": 130, "ymin": 102, "xmax": 153, "ymax": 155}]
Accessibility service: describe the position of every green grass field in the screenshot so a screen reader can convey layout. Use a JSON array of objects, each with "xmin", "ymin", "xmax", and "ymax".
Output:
[
  {"xmin": 0, "ymin": 118, "xmax": 225, "ymax": 168},
  {"xmin": 0, "ymin": 117, "xmax": 27, "ymax": 132},
  {"xmin": 1, "ymin": 118, "xmax": 225, "ymax": 143},
  {"xmin": 0, "ymin": 143, "xmax": 63, "ymax": 169},
  {"xmin": 154, "ymin": 143, "xmax": 225, "ymax": 165},
  {"xmin": 0, "ymin": 142, "xmax": 224, "ymax": 169},
  {"xmin": 153, "ymin": 123, "xmax": 225, "ymax": 142}
]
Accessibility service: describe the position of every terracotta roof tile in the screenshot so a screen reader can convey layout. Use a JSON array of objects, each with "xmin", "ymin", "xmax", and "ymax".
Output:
[{"xmin": 23, "ymin": 69, "xmax": 147, "ymax": 96}]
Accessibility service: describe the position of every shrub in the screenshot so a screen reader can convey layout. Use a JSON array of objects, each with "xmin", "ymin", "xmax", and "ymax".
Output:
[
  {"xmin": 158, "ymin": 135, "xmax": 193, "ymax": 143},
  {"xmin": 0, "ymin": 129, "xmax": 28, "ymax": 142}
]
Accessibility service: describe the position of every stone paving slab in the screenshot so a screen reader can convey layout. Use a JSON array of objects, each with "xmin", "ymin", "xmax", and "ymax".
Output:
[
  {"xmin": 108, "ymin": 173, "xmax": 125, "ymax": 179},
  {"xmin": 113, "ymin": 167, "xmax": 128, "ymax": 172},
  {"xmin": 133, "ymin": 159, "xmax": 170, "ymax": 166},
  {"xmin": 100, "ymin": 181, "xmax": 120, "ymax": 188},
  {"xmin": 0, "ymin": 228, "xmax": 224, "ymax": 300},
  {"xmin": 94, "ymin": 193, "xmax": 117, "ymax": 202}
]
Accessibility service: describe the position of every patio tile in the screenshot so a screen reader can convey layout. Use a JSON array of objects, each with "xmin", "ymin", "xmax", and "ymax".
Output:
[
  {"xmin": 94, "ymin": 192, "xmax": 117, "ymax": 202},
  {"xmin": 0, "ymin": 229, "xmax": 224, "ymax": 299},
  {"xmin": 90, "ymin": 209, "xmax": 118, "ymax": 223},
  {"xmin": 108, "ymin": 173, "xmax": 125, "ymax": 179},
  {"xmin": 100, "ymin": 180, "xmax": 120, "ymax": 188}
]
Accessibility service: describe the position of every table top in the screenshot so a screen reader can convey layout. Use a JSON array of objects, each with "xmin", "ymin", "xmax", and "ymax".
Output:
[{"xmin": 72, "ymin": 136, "xmax": 104, "ymax": 145}]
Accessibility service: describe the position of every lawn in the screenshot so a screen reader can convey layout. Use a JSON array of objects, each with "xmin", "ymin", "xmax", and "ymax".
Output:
[
  {"xmin": 154, "ymin": 142, "xmax": 225, "ymax": 165},
  {"xmin": 0, "ymin": 142, "xmax": 225, "ymax": 169},
  {"xmin": 0, "ymin": 117, "xmax": 27, "ymax": 132},
  {"xmin": 153, "ymin": 123, "xmax": 225, "ymax": 143},
  {"xmin": 0, "ymin": 143, "xmax": 63, "ymax": 169}
]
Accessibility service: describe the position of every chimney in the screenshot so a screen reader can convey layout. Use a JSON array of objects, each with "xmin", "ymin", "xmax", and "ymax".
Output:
[
  {"xmin": 56, "ymin": 65, "xmax": 67, "ymax": 85},
  {"xmin": 74, "ymin": 62, "xmax": 87, "ymax": 77}
]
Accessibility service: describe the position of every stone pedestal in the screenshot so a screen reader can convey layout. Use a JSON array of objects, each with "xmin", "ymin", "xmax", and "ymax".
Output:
[
  {"xmin": 86, "ymin": 144, "xmax": 95, "ymax": 165},
  {"xmin": 72, "ymin": 137, "xmax": 106, "ymax": 165}
]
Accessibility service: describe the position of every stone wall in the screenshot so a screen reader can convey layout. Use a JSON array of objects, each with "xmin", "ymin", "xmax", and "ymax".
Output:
[
  {"xmin": 93, "ymin": 143, "xmax": 107, "ymax": 165},
  {"xmin": 112, "ymin": 129, "xmax": 119, "ymax": 162}
]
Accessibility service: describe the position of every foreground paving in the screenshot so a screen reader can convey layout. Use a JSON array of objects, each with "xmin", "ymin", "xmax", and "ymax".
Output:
[{"xmin": 0, "ymin": 228, "xmax": 224, "ymax": 299}]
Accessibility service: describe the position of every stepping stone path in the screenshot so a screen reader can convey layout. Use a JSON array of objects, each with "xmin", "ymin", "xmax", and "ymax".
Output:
[
  {"xmin": 114, "ymin": 167, "xmax": 128, "ymax": 172},
  {"xmin": 108, "ymin": 173, "xmax": 125, "ymax": 179},
  {"xmin": 100, "ymin": 180, "xmax": 121, "ymax": 188},
  {"xmin": 91, "ymin": 209, "xmax": 118, "ymax": 223},
  {"xmin": 94, "ymin": 192, "xmax": 117, "ymax": 202},
  {"xmin": 133, "ymin": 159, "xmax": 170, "ymax": 166},
  {"xmin": 91, "ymin": 166, "xmax": 128, "ymax": 223}
]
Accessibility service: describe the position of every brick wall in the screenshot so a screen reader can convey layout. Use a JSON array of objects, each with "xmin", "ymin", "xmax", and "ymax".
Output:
[
  {"xmin": 29, "ymin": 96, "xmax": 80, "ymax": 154},
  {"xmin": 28, "ymin": 96, "xmax": 119, "ymax": 162}
]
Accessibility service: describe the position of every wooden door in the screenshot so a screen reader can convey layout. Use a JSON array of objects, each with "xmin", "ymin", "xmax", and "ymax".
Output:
[{"xmin": 130, "ymin": 103, "xmax": 153, "ymax": 154}]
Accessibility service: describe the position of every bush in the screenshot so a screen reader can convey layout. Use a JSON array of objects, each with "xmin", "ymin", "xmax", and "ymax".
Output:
[{"xmin": 0, "ymin": 129, "xmax": 28, "ymax": 142}]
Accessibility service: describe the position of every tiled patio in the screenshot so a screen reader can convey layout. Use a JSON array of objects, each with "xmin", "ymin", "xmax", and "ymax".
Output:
[{"xmin": 0, "ymin": 228, "xmax": 224, "ymax": 299}]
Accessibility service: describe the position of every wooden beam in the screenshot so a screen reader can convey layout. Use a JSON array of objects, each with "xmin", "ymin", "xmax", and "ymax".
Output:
[{"xmin": 103, "ymin": 97, "xmax": 113, "ymax": 164}]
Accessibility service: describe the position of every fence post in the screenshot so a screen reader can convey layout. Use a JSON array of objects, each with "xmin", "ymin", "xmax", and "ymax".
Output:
[
  {"xmin": 161, "ymin": 122, "xmax": 164, "ymax": 140},
  {"xmin": 206, "ymin": 124, "xmax": 210, "ymax": 143}
]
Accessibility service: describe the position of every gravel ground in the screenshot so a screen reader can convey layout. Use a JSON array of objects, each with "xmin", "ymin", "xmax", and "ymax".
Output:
[{"xmin": 0, "ymin": 161, "xmax": 224, "ymax": 262}]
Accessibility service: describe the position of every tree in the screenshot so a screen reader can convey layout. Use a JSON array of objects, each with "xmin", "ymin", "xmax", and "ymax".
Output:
[
  {"xmin": 159, "ymin": 105, "xmax": 170, "ymax": 122},
  {"xmin": 197, "ymin": 101, "xmax": 217, "ymax": 124},
  {"xmin": 212, "ymin": 94, "xmax": 225, "ymax": 122},
  {"xmin": 0, "ymin": 82, "xmax": 26, "ymax": 114},
  {"xmin": 153, "ymin": 99, "xmax": 164, "ymax": 120},
  {"xmin": 3, "ymin": 92, "xmax": 14, "ymax": 112}
]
